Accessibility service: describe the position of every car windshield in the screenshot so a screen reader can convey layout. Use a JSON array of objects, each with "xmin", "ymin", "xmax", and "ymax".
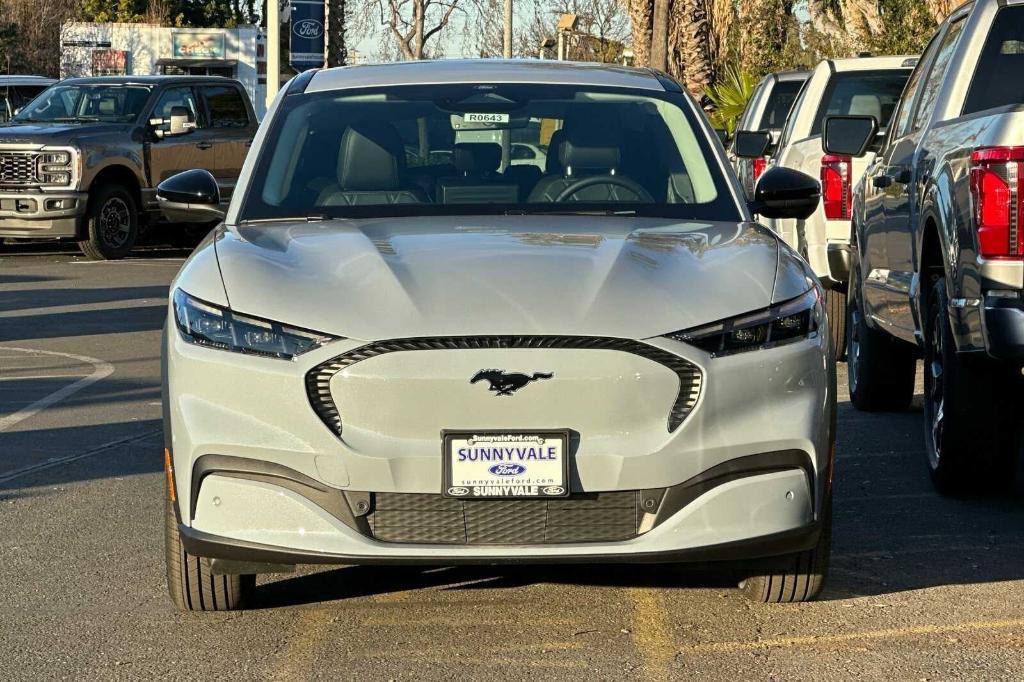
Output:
[
  {"xmin": 13, "ymin": 84, "xmax": 153, "ymax": 123},
  {"xmin": 240, "ymin": 83, "xmax": 740, "ymax": 222},
  {"xmin": 811, "ymin": 70, "xmax": 910, "ymax": 134}
]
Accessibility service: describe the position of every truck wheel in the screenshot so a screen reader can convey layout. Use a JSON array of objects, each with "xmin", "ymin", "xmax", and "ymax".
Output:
[
  {"xmin": 923, "ymin": 277, "xmax": 1016, "ymax": 495},
  {"xmin": 827, "ymin": 288, "xmax": 847, "ymax": 360},
  {"xmin": 77, "ymin": 184, "xmax": 138, "ymax": 260},
  {"xmin": 739, "ymin": 494, "xmax": 831, "ymax": 603},
  {"xmin": 165, "ymin": 500, "xmax": 255, "ymax": 612},
  {"xmin": 846, "ymin": 260, "xmax": 916, "ymax": 411}
]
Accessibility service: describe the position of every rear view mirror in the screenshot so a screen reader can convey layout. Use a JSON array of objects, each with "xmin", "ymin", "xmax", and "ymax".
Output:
[
  {"xmin": 733, "ymin": 130, "xmax": 772, "ymax": 159},
  {"xmin": 752, "ymin": 166, "xmax": 821, "ymax": 220},
  {"xmin": 156, "ymin": 169, "xmax": 224, "ymax": 223},
  {"xmin": 822, "ymin": 115, "xmax": 878, "ymax": 157}
]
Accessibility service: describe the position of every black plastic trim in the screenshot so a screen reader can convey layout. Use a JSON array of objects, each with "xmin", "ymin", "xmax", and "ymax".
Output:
[
  {"xmin": 286, "ymin": 68, "xmax": 319, "ymax": 95},
  {"xmin": 305, "ymin": 336, "xmax": 703, "ymax": 436},
  {"xmin": 178, "ymin": 519, "xmax": 821, "ymax": 566},
  {"xmin": 982, "ymin": 297, "xmax": 1024, "ymax": 361}
]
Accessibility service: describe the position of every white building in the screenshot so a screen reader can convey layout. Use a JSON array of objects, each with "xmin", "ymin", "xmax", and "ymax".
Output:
[{"xmin": 60, "ymin": 23, "xmax": 270, "ymax": 118}]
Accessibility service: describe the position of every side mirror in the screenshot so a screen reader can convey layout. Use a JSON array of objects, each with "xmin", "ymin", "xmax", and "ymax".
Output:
[
  {"xmin": 156, "ymin": 169, "xmax": 224, "ymax": 223},
  {"xmin": 713, "ymin": 128, "xmax": 729, "ymax": 145},
  {"xmin": 733, "ymin": 130, "xmax": 772, "ymax": 159},
  {"xmin": 152, "ymin": 105, "xmax": 195, "ymax": 139},
  {"xmin": 822, "ymin": 115, "xmax": 878, "ymax": 157},
  {"xmin": 752, "ymin": 166, "xmax": 820, "ymax": 220}
]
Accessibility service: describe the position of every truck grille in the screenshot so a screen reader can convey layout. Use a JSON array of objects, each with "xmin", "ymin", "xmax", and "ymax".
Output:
[
  {"xmin": 367, "ymin": 491, "xmax": 642, "ymax": 544},
  {"xmin": 0, "ymin": 151, "xmax": 38, "ymax": 186}
]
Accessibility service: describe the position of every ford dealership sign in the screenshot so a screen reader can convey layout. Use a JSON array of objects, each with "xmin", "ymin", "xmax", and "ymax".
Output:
[{"xmin": 289, "ymin": 0, "xmax": 325, "ymax": 71}]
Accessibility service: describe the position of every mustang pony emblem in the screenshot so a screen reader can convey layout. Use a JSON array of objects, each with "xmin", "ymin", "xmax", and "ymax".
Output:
[{"xmin": 470, "ymin": 369, "xmax": 553, "ymax": 396}]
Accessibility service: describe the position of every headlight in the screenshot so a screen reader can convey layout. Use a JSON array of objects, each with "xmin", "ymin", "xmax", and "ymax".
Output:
[
  {"xmin": 37, "ymin": 148, "xmax": 76, "ymax": 187},
  {"xmin": 172, "ymin": 289, "xmax": 338, "ymax": 360},
  {"xmin": 665, "ymin": 287, "xmax": 823, "ymax": 356}
]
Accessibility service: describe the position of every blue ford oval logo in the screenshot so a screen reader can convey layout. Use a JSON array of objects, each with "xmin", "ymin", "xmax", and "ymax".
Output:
[
  {"xmin": 489, "ymin": 463, "xmax": 526, "ymax": 476},
  {"xmin": 293, "ymin": 19, "xmax": 324, "ymax": 39}
]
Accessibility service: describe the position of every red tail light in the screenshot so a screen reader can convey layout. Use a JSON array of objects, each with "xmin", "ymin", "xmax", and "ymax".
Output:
[
  {"xmin": 970, "ymin": 147, "xmax": 1024, "ymax": 259},
  {"xmin": 753, "ymin": 157, "xmax": 766, "ymax": 183},
  {"xmin": 821, "ymin": 154, "xmax": 852, "ymax": 220}
]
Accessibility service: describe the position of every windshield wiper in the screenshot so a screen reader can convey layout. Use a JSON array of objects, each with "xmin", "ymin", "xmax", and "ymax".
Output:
[
  {"xmin": 503, "ymin": 208, "xmax": 641, "ymax": 216},
  {"xmin": 50, "ymin": 116, "xmax": 101, "ymax": 122},
  {"xmin": 239, "ymin": 215, "xmax": 333, "ymax": 224}
]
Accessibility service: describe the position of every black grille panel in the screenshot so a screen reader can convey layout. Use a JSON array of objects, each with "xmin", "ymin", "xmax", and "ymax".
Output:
[
  {"xmin": 367, "ymin": 491, "xmax": 641, "ymax": 544},
  {"xmin": 0, "ymin": 152, "xmax": 38, "ymax": 185},
  {"xmin": 305, "ymin": 336, "xmax": 703, "ymax": 437}
]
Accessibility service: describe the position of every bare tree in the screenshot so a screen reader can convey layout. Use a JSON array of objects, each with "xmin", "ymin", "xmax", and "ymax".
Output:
[{"xmin": 377, "ymin": 0, "xmax": 465, "ymax": 59}]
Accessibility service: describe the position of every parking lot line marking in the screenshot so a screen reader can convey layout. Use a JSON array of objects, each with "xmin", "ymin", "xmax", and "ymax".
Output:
[
  {"xmin": 628, "ymin": 587, "xmax": 676, "ymax": 674},
  {"xmin": 0, "ymin": 373, "xmax": 91, "ymax": 381},
  {"xmin": 679, "ymin": 618, "xmax": 1024, "ymax": 654},
  {"xmin": 0, "ymin": 347, "xmax": 113, "ymax": 432},
  {"xmin": 0, "ymin": 429, "xmax": 159, "ymax": 485}
]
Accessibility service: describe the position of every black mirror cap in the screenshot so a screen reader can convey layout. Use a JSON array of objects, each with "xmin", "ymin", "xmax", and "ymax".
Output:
[
  {"xmin": 733, "ymin": 130, "xmax": 772, "ymax": 158},
  {"xmin": 157, "ymin": 169, "xmax": 220, "ymax": 206},
  {"xmin": 752, "ymin": 166, "xmax": 821, "ymax": 221},
  {"xmin": 713, "ymin": 128, "xmax": 729, "ymax": 145},
  {"xmin": 822, "ymin": 115, "xmax": 878, "ymax": 157}
]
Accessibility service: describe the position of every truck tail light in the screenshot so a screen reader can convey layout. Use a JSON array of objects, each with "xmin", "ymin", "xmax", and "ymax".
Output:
[
  {"xmin": 970, "ymin": 147, "xmax": 1024, "ymax": 259},
  {"xmin": 752, "ymin": 157, "xmax": 767, "ymax": 184},
  {"xmin": 821, "ymin": 154, "xmax": 851, "ymax": 220}
]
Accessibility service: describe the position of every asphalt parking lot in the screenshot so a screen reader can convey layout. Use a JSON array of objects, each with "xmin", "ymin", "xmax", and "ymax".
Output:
[{"xmin": 2, "ymin": 245, "xmax": 1024, "ymax": 680}]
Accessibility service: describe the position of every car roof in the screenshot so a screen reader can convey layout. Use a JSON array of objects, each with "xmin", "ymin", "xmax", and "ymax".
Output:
[
  {"xmin": 769, "ymin": 70, "xmax": 810, "ymax": 83},
  {"xmin": 0, "ymin": 75, "xmax": 56, "ymax": 85},
  {"xmin": 306, "ymin": 59, "xmax": 667, "ymax": 93},
  {"xmin": 825, "ymin": 55, "xmax": 917, "ymax": 72},
  {"xmin": 60, "ymin": 75, "xmax": 242, "ymax": 87}
]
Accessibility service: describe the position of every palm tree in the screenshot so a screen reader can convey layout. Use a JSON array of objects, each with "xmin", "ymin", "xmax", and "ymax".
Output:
[
  {"xmin": 704, "ymin": 64, "xmax": 756, "ymax": 135},
  {"xmin": 674, "ymin": 0, "xmax": 713, "ymax": 98}
]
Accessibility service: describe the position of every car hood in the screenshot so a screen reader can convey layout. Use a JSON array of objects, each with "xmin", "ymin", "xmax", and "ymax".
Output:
[
  {"xmin": 214, "ymin": 216, "xmax": 783, "ymax": 341},
  {"xmin": 0, "ymin": 122, "xmax": 131, "ymax": 144}
]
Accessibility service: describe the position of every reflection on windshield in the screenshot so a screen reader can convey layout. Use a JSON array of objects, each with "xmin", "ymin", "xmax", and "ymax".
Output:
[
  {"xmin": 241, "ymin": 83, "xmax": 741, "ymax": 223},
  {"xmin": 13, "ymin": 84, "xmax": 153, "ymax": 123}
]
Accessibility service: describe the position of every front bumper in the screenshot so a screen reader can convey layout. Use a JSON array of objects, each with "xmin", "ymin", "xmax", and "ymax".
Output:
[
  {"xmin": 178, "ymin": 450, "xmax": 821, "ymax": 565},
  {"xmin": 0, "ymin": 190, "xmax": 87, "ymax": 238},
  {"xmin": 982, "ymin": 294, "xmax": 1024, "ymax": 361},
  {"xmin": 166, "ymin": 321, "xmax": 834, "ymax": 563}
]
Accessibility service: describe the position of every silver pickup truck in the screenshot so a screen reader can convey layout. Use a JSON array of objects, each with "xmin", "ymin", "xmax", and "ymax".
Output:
[
  {"xmin": 832, "ymin": 0, "xmax": 1024, "ymax": 494},
  {"xmin": 0, "ymin": 76, "xmax": 256, "ymax": 259}
]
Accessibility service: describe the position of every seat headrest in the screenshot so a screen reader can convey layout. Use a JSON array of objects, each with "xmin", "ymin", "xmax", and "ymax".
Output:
[
  {"xmin": 545, "ymin": 129, "xmax": 568, "ymax": 174},
  {"xmin": 338, "ymin": 122, "xmax": 405, "ymax": 191},
  {"xmin": 848, "ymin": 94, "xmax": 882, "ymax": 122},
  {"xmin": 453, "ymin": 143, "xmax": 501, "ymax": 174},
  {"xmin": 559, "ymin": 122, "xmax": 620, "ymax": 172}
]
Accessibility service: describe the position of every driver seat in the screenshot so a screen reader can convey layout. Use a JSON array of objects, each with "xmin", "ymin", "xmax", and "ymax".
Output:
[{"xmin": 527, "ymin": 122, "xmax": 643, "ymax": 203}]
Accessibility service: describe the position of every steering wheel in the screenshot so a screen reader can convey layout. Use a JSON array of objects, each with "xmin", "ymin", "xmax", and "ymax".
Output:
[{"xmin": 553, "ymin": 176, "xmax": 655, "ymax": 203}]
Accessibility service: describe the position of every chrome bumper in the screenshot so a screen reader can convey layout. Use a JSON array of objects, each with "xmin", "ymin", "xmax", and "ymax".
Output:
[{"xmin": 0, "ymin": 190, "xmax": 87, "ymax": 238}]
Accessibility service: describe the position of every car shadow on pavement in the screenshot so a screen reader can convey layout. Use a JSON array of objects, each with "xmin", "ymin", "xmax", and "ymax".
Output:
[{"xmin": 0, "ymin": 285, "xmax": 168, "ymax": 314}]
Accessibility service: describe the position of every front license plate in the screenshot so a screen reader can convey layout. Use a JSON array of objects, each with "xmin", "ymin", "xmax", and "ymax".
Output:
[{"xmin": 442, "ymin": 430, "xmax": 570, "ymax": 499}]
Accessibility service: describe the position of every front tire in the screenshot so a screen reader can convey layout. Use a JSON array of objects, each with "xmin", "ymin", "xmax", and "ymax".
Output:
[
  {"xmin": 846, "ymin": 256, "xmax": 916, "ymax": 411},
  {"xmin": 165, "ymin": 500, "xmax": 254, "ymax": 612},
  {"xmin": 77, "ymin": 184, "xmax": 138, "ymax": 260},
  {"xmin": 739, "ymin": 495, "xmax": 831, "ymax": 603},
  {"xmin": 922, "ymin": 277, "xmax": 1016, "ymax": 495}
]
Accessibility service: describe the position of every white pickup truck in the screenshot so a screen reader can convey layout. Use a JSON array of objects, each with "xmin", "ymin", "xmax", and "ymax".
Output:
[{"xmin": 735, "ymin": 56, "xmax": 915, "ymax": 355}]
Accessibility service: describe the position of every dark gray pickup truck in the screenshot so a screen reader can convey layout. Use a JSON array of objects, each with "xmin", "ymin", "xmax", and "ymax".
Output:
[
  {"xmin": 831, "ymin": 0, "xmax": 1024, "ymax": 494},
  {"xmin": 0, "ymin": 76, "xmax": 257, "ymax": 259}
]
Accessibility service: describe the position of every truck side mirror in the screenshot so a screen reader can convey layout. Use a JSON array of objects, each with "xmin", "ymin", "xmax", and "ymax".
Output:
[
  {"xmin": 733, "ymin": 130, "xmax": 772, "ymax": 159},
  {"xmin": 822, "ymin": 115, "xmax": 878, "ymax": 157},
  {"xmin": 153, "ymin": 106, "xmax": 196, "ymax": 139},
  {"xmin": 156, "ymin": 169, "xmax": 224, "ymax": 223}
]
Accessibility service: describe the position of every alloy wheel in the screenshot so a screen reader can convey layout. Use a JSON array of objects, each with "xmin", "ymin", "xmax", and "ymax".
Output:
[{"xmin": 99, "ymin": 197, "xmax": 131, "ymax": 249}]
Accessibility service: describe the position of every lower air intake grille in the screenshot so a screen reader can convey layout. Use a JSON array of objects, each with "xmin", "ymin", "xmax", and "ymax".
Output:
[{"xmin": 367, "ymin": 491, "xmax": 641, "ymax": 544}]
